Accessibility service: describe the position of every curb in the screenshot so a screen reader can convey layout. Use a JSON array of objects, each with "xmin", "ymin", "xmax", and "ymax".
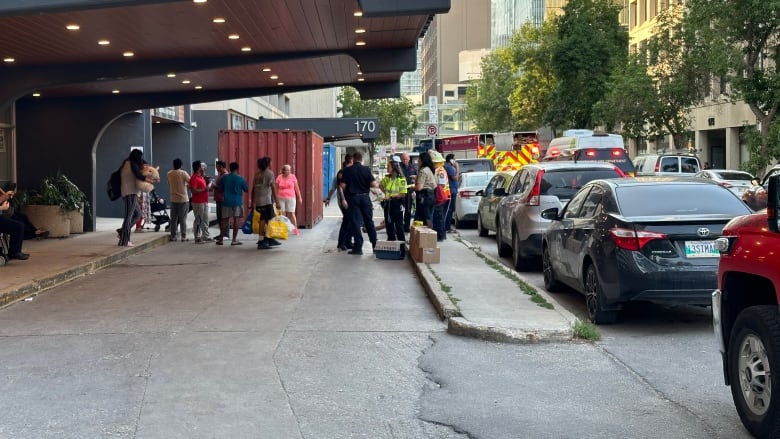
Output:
[
  {"xmin": 0, "ymin": 235, "xmax": 169, "ymax": 310},
  {"xmin": 410, "ymin": 236, "xmax": 576, "ymax": 344}
]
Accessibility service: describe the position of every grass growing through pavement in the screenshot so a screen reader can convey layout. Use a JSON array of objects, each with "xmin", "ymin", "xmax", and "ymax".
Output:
[
  {"xmin": 572, "ymin": 320, "xmax": 601, "ymax": 341},
  {"xmin": 427, "ymin": 265, "xmax": 459, "ymax": 303},
  {"xmin": 457, "ymin": 238, "xmax": 554, "ymax": 310}
]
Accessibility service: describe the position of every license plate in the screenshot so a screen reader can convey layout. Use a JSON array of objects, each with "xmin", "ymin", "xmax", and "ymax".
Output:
[{"xmin": 684, "ymin": 240, "xmax": 719, "ymax": 258}]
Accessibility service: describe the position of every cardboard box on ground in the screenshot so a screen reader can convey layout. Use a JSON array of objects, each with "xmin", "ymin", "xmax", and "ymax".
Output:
[{"xmin": 409, "ymin": 225, "xmax": 440, "ymax": 264}]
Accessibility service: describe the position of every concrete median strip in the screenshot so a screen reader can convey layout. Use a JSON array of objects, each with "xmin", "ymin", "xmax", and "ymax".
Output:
[{"xmin": 409, "ymin": 237, "xmax": 577, "ymax": 344}]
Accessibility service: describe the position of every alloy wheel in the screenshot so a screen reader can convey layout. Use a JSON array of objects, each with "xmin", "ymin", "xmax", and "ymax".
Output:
[{"xmin": 737, "ymin": 333, "xmax": 771, "ymax": 416}]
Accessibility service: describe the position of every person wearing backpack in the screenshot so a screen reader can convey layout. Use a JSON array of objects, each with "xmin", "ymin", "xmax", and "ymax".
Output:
[{"xmin": 118, "ymin": 149, "xmax": 153, "ymax": 247}]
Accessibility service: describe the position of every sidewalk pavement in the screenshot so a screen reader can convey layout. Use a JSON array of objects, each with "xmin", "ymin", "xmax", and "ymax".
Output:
[{"xmin": 0, "ymin": 210, "xmax": 577, "ymax": 343}]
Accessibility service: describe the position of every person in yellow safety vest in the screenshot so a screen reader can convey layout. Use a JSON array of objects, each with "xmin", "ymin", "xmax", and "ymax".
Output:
[{"xmin": 430, "ymin": 150, "xmax": 450, "ymax": 242}]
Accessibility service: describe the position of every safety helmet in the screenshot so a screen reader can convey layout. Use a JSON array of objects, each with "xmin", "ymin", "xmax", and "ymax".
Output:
[{"xmin": 429, "ymin": 150, "xmax": 445, "ymax": 163}]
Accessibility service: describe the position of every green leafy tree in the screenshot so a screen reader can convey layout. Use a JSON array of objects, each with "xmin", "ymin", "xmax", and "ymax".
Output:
[
  {"xmin": 684, "ymin": 0, "xmax": 780, "ymax": 173},
  {"xmin": 508, "ymin": 20, "xmax": 559, "ymax": 131},
  {"xmin": 549, "ymin": 0, "xmax": 628, "ymax": 129},
  {"xmin": 464, "ymin": 48, "xmax": 518, "ymax": 132},
  {"xmin": 593, "ymin": 54, "xmax": 658, "ymax": 140},
  {"xmin": 337, "ymin": 86, "xmax": 418, "ymax": 164}
]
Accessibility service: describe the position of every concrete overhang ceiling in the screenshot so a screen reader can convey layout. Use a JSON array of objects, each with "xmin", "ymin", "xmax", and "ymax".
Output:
[{"xmin": 0, "ymin": 0, "xmax": 449, "ymax": 104}]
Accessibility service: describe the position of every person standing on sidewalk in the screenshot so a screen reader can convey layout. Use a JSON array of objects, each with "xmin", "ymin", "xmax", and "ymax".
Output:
[
  {"xmin": 443, "ymin": 153, "xmax": 459, "ymax": 233},
  {"xmin": 189, "ymin": 160, "xmax": 212, "ymax": 243},
  {"xmin": 216, "ymin": 162, "xmax": 248, "ymax": 246},
  {"xmin": 414, "ymin": 152, "xmax": 436, "ymax": 229},
  {"xmin": 340, "ymin": 151, "xmax": 378, "ymax": 255},
  {"xmin": 379, "ymin": 157, "xmax": 407, "ymax": 242},
  {"xmin": 166, "ymin": 158, "xmax": 190, "ymax": 241},
  {"xmin": 276, "ymin": 164, "xmax": 303, "ymax": 236},
  {"xmin": 251, "ymin": 156, "xmax": 280, "ymax": 250},
  {"xmin": 118, "ymin": 149, "xmax": 151, "ymax": 247},
  {"xmin": 211, "ymin": 160, "xmax": 228, "ymax": 240},
  {"xmin": 325, "ymin": 154, "xmax": 354, "ymax": 251},
  {"xmin": 400, "ymin": 152, "xmax": 417, "ymax": 232}
]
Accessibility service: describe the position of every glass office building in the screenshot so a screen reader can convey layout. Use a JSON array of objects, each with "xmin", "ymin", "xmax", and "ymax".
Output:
[{"xmin": 491, "ymin": 0, "xmax": 545, "ymax": 48}]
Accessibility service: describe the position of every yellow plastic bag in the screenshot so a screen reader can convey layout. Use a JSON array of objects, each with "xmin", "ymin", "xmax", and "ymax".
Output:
[
  {"xmin": 267, "ymin": 215, "xmax": 288, "ymax": 240},
  {"xmin": 251, "ymin": 209, "xmax": 261, "ymax": 234}
]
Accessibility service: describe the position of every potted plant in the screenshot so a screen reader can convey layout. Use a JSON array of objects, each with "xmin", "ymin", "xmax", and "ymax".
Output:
[{"xmin": 20, "ymin": 172, "xmax": 90, "ymax": 237}]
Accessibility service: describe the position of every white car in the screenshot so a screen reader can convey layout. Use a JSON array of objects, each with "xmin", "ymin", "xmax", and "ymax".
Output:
[
  {"xmin": 693, "ymin": 169, "xmax": 755, "ymax": 197},
  {"xmin": 454, "ymin": 171, "xmax": 495, "ymax": 227}
]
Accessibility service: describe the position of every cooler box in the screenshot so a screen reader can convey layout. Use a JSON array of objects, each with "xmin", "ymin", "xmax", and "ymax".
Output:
[{"xmin": 374, "ymin": 240, "xmax": 406, "ymax": 260}]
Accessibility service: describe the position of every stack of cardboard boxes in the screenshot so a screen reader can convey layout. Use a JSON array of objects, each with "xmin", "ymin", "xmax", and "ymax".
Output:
[{"xmin": 409, "ymin": 225, "xmax": 440, "ymax": 263}]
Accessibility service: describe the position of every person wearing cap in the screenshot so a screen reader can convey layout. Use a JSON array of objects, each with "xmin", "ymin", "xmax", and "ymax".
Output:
[
  {"xmin": 379, "ymin": 157, "xmax": 407, "ymax": 242},
  {"xmin": 430, "ymin": 150, "xmax": 451, "ymax": 242}
]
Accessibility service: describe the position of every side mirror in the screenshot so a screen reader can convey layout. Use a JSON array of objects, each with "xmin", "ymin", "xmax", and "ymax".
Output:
[
  {"xmin": 494, "ymin": 187, "xmax": 507, "ymax": 197},
  {"xmin": 476, "ymin": 189, "xmax": 484, "ymax": 196},
  {"xmin": 768, "ymin": 175, "xmax": 780, "ymax": 232},
  {"xmin": 541, "ymin": 207, "xmax": 559, "ymax": 220}
]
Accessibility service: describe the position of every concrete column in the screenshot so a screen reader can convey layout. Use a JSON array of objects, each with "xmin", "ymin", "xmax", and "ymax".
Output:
[
  {"xmin": 695, "ymin": 130, "xmax": 708, "ymax": 162},
  {"xmin": 725, "ymin": 126, "xmax": 741, "ymax": 170}
]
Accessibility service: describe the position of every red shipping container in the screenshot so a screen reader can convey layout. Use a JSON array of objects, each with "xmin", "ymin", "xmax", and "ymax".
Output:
[{"xmin": 218, "ymin": 130, "xmax": 324, "ymax": 229}]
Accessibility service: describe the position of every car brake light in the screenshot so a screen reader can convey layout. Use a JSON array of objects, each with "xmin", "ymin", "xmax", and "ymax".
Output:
[
  {"xmin": 585, "ymin": 149, "xmax": 597, "ymax": 157},
  {"xmin": 459, "ymin": 190, "xmax": 477, "ymax": 199},
  {"xmin": 608, "ymin": 227, "xmax": 668, "ymax": 251},
  {"xmin": 654, "ymin": 162, "xmax": 660, "ymax": 173},
  {"xmin": 611, "ymin": 149, "xmax": 623, "ymax": 157},
  {"xmin": 526, "ymin": 170, "xmax": 544, "ymax": 206}
]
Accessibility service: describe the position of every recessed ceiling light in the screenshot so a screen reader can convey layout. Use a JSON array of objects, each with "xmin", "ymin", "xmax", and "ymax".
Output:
[
  {"xmin": 3, "ymin": 57, "xmax": 15, "ymax": 63},
  {"xmin": 195, "ymin": 85, "xmax": 203, "ymax": 90},
  {"xmin": 167, "ymin": 73, "xmax": 176, "ymax": 78},
  {"xmin": 357, "ymin": 71, "xmax": 363, "ymax": 75},
  {"xmin": 123, "ymin": 51, "xmax": 134, "ymax": 57},
  {"xmin": 182, "ymin": 80, "xmax": 191, "ymax": 84},
  {"xmin": 355, "ymin": 41, "xmax": 366, "ymax": 46},
  {"xmin": 228, "ymin": 34, "xmax": 240, "ymax": 40},
  {"xmin": 193, "ymin": 0, "xmax": 207, "ymax": 3},
  {"xmin": 358, "ymin": 78, "xmax": 365, "ymax": 82},
  {"xmin": 112, "ymin": 90, "xmax": 120, "ymax": 94},
  {"xmin": 353, "ymin": 11, "xmax": 363, "ymax": 17},
  {"xmin": 355, "ymin": 28, "xmax": 366, "ymax": 34},
  {"xmin": 32, "ymin": 92, "xmax": 41, "ymax": 97},
  {"xmin": 98, "ymin": 40, "xmax": 110, "ymax": 46},
  {"xmin": 270, "ymin": 75, "xmax": 279, "ymax": 80},
  {"xmin": 277, "ymin": 82, "xmax": 284, "ymax": 86},
  {"xmin": 241, "ymin": 46, "xmax": 251, "ymax": 52},
  {"xmin": 213, "ymin": 17, "xmax": 226, "ymax": 23},
  {"xmin": 262, "ymin": 67, "xmax": 271, "ymax": 72},
  {"xmin": 66, "ymin": 24, "xmax": 80, "ymax": 31}
]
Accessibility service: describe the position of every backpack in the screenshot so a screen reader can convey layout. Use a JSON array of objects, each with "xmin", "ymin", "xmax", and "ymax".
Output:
[{"xmin": 107, "ymin": 168, "xmax": 122, "ymax": 201}]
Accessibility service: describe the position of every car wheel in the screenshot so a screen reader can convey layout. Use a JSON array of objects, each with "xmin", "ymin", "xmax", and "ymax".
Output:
[
  {"xmin": 584, "ymin": 264, "xmax": 618, "ymax": 324},
  {"xmin": 542, "ymin": 244, "xmax": 562, "ymax": 292},
  {"xmin": 477, "ymin": 214, "xmax": 488, "ymax": 237},
  {"xmin": 512, "ymin": 230, "xmax": 533, "ymax": 271},
  {"xmin": 728, "ymin": 306, "xmax": 780, "ymax": 438},
  {"xmin": 496, "ymin": 218, "xmax": 511, "ymax": 257}
]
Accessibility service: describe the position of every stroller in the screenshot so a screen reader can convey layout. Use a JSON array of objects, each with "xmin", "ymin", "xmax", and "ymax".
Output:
[{"xmin": 148, "ymin": 190, "xmax": 170, "ymax": 232}]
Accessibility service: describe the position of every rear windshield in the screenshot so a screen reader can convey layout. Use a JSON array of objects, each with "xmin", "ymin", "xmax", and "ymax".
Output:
[
  {"xmin": 458, "ymin": 160, "xmax": 495, "ymax": 173},
  {"xmin": 573, "ymin": 148, "xmax": 635, "ymax": 175},
  {"xmin": 616, "ymin": 185, "xmax": 749, "ymax": 216},
  {"xmin": 717, "ymin": 171, "xmax": 753, "ymax": 181},
  {"xmin": 540, "ymin": 169, "xmax": 622, "ymax": 199},
  {"xmin": 462, "ymin": 173, "xmax": 493, "ymax": 188}
]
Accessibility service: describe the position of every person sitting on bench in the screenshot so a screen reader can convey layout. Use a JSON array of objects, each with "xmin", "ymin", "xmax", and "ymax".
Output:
[{"xmin": 0, "ymin": 188, "xmax": 29, "ymax": 260}]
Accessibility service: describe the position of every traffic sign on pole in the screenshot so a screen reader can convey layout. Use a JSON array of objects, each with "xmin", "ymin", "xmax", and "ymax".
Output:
[
  {"xmin": 427, "ymin": 124, "xmax": 438, "ymax": 138},
  {"xmin": 390, "ymin": 127, "xmax": 397, "ymax": 152},
  {"xmin": 428, "ymin": 96, "xmax": 438, "ymax": 124}
]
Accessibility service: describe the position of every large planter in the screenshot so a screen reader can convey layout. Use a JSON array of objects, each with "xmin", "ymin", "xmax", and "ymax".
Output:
[
  {"xmin": 68, "ymin": 209, "xmax": 84, "ymax": 234},
  {"xmin": 22, "ymin": 205, "xmax": 70, "ymax": 238}
]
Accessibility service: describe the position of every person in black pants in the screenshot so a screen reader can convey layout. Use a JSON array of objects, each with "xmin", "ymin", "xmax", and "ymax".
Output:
[
  {"xmin": 0, "ymin": 189, "xmax": 29, "ymax": 260},
  {"xmin": 325, "ymin": 154, "xmax": 354, "ymax": 251},
  {"xmin": 399, "ymin": 152, "xmax": 417, "ymax": 232},
  {"xmin": 339, "ymin": 151, "xmax": 378, "ymax": 255}
]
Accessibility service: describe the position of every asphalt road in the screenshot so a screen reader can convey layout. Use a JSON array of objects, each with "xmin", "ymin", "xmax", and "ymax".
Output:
[{"xmin": 0, "ymin": 218, "xmax": 754, "ymax": 438}]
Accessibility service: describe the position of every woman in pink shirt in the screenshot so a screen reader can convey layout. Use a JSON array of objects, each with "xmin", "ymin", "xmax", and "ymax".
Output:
[{"xmin": 276, "ymin": 164, "xmax": 303, "ymax": 235}]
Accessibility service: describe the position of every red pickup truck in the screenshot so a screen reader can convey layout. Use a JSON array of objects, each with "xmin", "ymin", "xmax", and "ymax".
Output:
[{"xmin": 713, "ymin": 174, "xmax": 780, "ymax": 438}]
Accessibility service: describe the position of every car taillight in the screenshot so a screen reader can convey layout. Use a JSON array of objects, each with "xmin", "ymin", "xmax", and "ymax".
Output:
[
  {"xmin": 526, "ymin": 170, "xmax": 544, "ymax": 206},
  {"xmin": 584, "ymin": 149, "xmax": 597, "ymax": 157},
  {"xmin": 459, "ymin": 190, "xmax": 477, "ymax": 199},
  {"xmin": 608, "ymin": 227, "xmax": 668, "ymax": 251},
  {"xmin": 611, "ymin": 149, "xmax": 623, "ymax": 157}
]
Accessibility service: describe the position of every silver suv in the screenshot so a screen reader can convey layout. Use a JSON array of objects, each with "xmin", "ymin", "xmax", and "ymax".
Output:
[
  {"xmin": 633, "ymin": 152, "xmax": 701, "ymax": 176},
  {"xmin": 496, "ymin": 162, "xmax": 625, "ymax": 271}
]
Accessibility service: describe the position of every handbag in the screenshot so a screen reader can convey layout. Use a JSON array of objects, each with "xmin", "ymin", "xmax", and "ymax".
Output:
[
  {"xmin": 267, "ymin": 215, "xmax": 289, "ymax": 240},
  {"xmin": 241, "ymin": 210, "xmax": 256, "ymax": 234}
]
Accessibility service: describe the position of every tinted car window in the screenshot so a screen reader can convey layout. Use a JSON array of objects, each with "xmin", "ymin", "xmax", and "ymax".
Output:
[
  {"xmin": 483, "ymin": 176, "xmax": 500, "ymax": 196},
  {"xmin": 660, "ymin": 157, "xmax": 679, "ymax": 172},
  {"xmin": 572, "ymin": 148, "xmax": 635, "ymax": 175},
  {"xmin": 540, "ymin": 169, "xmax": 621, "ymax": 200},
  {"xmin": 616, "ymin": 185, "xmax": 750, "ymax": 216},
  {"xmin": 681, "ymin": 158, "xmax": 700, "ymax": 173},
  {"xmin": 562, "ymin": 187, "xmax": 592, "ymax": 219},
  {"xmin": 579, "ymin": 186, "xmax": 604, "ymax": 218},
  {"xmin": 717, "ymin": 171, "xmax": 753, "ymax": 181}
]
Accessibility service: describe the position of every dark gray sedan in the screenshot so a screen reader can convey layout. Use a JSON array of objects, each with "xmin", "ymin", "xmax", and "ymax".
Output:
[{"xmin": 541, "ymin": 177, "xmax": 752, "ymax": 324}]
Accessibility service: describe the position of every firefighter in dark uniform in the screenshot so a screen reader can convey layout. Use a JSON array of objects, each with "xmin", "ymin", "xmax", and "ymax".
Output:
[{"xmin": 339, "ymin": 151, "xmax": 378, "ymax": 255}]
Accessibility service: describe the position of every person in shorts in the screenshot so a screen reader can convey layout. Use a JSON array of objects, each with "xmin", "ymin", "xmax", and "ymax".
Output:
[
  {"xmin": 276, "ymin": 164, "xmax": 303, "ymax": 236},
  {"xmin": 250, "ymin": 156, "xmax": 280, "ymax": 250},
  {"xmin": 216, "ymin": 162, "xmax": 248, "ymax": 245}
]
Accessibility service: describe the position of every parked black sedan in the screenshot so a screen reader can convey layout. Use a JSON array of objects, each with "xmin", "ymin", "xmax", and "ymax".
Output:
[{"xmin": 541, "ymin": 177, "xmax": 753, "ymax": 324}]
